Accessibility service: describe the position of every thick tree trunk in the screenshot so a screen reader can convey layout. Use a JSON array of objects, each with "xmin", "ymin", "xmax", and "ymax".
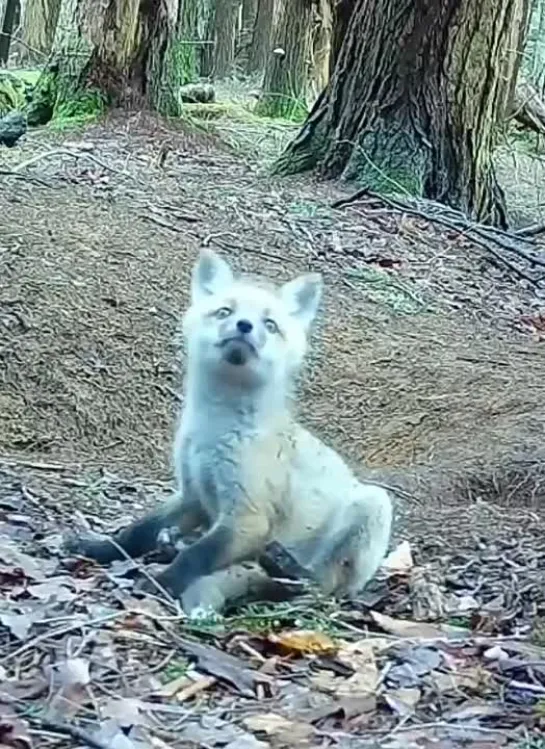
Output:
[
  {"xmin": 19, "ymin": 0, "xmax": 61, "ymax": 64},
  {"xmin": 246, "ymin": 0, "xmax": 274, "ymax": 75},
  {"xmin": 275, "ymin": 0, "xmax": 530, "ymax": 226},
  {"xmin": 212, "ymin": 0, "xmax": 240, "ymax": 78},
  {"xmin": 329, "ymin": 0, "xmax": 354, "ymax": 74},
  {"xmin": 256, "ymin": 0, "xmax": 313, "ymax": 119},
  {"xmin": 52, "ymin": 0, "xmax": 178, "ymax": 114},
  {"xmin": 0, "ymin": 0, "xmax": 19, "ymax": 64}
]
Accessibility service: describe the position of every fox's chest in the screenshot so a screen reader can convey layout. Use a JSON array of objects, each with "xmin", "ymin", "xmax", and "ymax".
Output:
[{"xmin": 178, "ymin": 427, "xmax": 292, "ymax": 521}]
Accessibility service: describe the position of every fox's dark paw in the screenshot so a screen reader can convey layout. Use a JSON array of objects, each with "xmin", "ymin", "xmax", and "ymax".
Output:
[
  {"xmin": 61, "ymin": 532, "xmax": 93, "ymax": 557},
  {"xmin": 60, "ymin": 531, "xmax": 119, "ymax": 565}
]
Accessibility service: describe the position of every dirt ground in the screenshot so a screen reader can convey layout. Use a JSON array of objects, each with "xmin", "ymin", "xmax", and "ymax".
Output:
[{"xmin": 1, "ymin": 110, "xmax": 545, "ymax": 748}]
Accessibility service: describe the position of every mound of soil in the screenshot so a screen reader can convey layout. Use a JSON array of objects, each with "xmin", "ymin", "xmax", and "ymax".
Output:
[{"xmin": 0, "ymin": 112, "xmax": 544, "ymax": 512}]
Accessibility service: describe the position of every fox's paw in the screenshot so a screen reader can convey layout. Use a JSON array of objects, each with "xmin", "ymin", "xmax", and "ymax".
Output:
[{"xmin": 61, "ymin": 531, "xmax": 108, "ymax": 560}]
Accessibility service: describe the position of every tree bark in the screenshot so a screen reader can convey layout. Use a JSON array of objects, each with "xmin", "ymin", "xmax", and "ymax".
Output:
[
  {"xmin": 256, "ymin": 0, "xmax": 313, "ymax": 118},
  {"xmin": 523, "ymin": 0, "xmax": 545, "ymax": 95},
  {"xmin": 274, "ymin": 0, "xmax": 530, "ymax": 226},
  {"xmin": 51, "ymin": 0, "xmax": 179, "ymax": 114},
  {"xmin": 174, "ymin": 0, "xmax": 211, "ymax": 85},
  {"xmin": 310, "ymin": 0, "xmax": 332, "ymax": 97},
  {"xmin": 241, "ymin": 0, "xmax": 257, "ymax": 30},
  {"xmin": 246, "ymin": 0, "xmax": 274, "ymax": 74},
  {"xmin": 329, "ymin": 0, "xmax": 354, "ymax": 74},
  {"xmin": 19, "ymin": 0, "xmax": 61, "ymax": 64},
  {"xmin": 0, "ymin": 0, "xmax": 19, "ymax": 64},
  {"xmin": 212, "ymin": 0, "xmax": 240, "ymax": 78}
]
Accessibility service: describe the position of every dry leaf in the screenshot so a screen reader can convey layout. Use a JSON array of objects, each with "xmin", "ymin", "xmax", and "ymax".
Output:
[
  {"xmin": 243, "ymin": 713, "xmax": 314, "ymax": 744},
  {"xmin": 0, "ymin": 712, "xmax": 32, "ymax": 749},
  {"xmin": 102, "ymin": 697, "xmax": 150, "ymax": 728},
  {"xmin": 268, "ymin": 630, "xmax": 337, "ymax": 656},
  {"xmin": 0, "ymin": 613, "xmax": 37, "ymax": 641},
  {"xmin": 94, "ymin": 719, "xmax": 150, "ymax": 749},
  {"xmin": 384, "ymin": 687, "xmax": 421, "ymax": 716},
  {"xmin": 325, "ymin": 640, "xmax": 379, "ymax": 699},
  {"xmin": 370, "ymin": 610, "xmax": 469, "ymax": 639},
  {"xmin": 0, "ymin": 544, "xmax": 55, "ymax": 582},
  {"xmin": 179, "ymin": 637, "xmax": 272, "ymax": 696},
  {"xmin": 27, "ymin": 579, "xmax": 76, "ymax": 603},
  {"xmin": 381, "ymin": 541, "xmax": 413, "ymax": 575},
  {"xmin": 224, "ymin": 738, "xmax": 269, "ymax": 749},
  {"xmin": 45, "ymin": 657, "xmax": 91, "ymax": 720}
]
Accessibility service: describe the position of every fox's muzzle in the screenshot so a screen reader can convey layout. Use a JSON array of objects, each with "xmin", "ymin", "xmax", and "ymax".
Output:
[{"xmin": 219, "ymin": 336, "xmax": 257, "ymax": 366}]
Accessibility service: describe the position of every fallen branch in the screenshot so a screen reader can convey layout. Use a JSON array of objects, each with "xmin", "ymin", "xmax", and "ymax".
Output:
[
  {"xmin": 332, "ymin": 190, "xmax": 545, "ymax": 284},
  {"xmin": 13, "ymin": 148, "xmax": 135, "ymax": 181}
]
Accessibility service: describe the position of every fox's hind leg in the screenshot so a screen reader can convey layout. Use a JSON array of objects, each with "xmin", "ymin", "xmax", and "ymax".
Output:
[
  {"xmin": 300, "ymin": 484, "xmax": 393, "ymax": 597},
  {"xmin": 63, "ymin": 495, "xmax": 206, "ymax": 565},
  {"xmin": 180, "ymin": 562, "xmax": 298, "ymax": 619},
  {"xmin": 140, "ymin": 510, "xmax": 272, "ymax": 599}
]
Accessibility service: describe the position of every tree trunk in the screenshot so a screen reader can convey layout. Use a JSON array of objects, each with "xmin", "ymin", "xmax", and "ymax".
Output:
[
  {"xmin": 0, "ymin": 0, "xmax": 19, "ymax": 64},
  {"xmin": 256, "ymin": 0, "xmax": 313, "ymax": 119},
  {"xmin": 310, "ymin": 0, "xmax": 332, "ymax": 97},
  {"xmin": 246, "ymin": 0, "xmax": 274, "ymax": 75},
  {"xmin": 274, "ymin": 0, "xmax": 530, "ymax": 226},
  {"xmin": 329, "ymin": 0, "xmax": 354, "ymax": 74},
  {"xmin": 523, "ymin": 0, "xmax": 545, "ymax": 95},
  {"xmin": 238, "ymin": 0, "xmax": 256, "ymax": 65},
  {"xmin": 212, "ymin": 0, "xmax": 240, "ymax": 78},
  {"xmin": 173, "ymin": 0, "xmax": 211, "ymax": 86},
  {"xmin": 19, "ymin": 0, "xmax": 61, "ymax": 64},
  {"xmin": 51, "ymin": 0, "xmax": 179, "ymax": 114}
]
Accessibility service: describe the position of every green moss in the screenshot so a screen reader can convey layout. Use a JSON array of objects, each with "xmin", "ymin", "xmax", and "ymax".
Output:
[
  {"xmin": 0, "ymin": 71, "xmax": 32, "ymax": 115},
  {"xmin": 50, "ymin": 88, "xmax": 107, "ymax": 130},
  {"xmin": 255, "ymin": 93, "xmax": 307, "ymax": 123},
  {"xmin": 153, "ymin": 38, "xmax": 201, "ymax": 117}
]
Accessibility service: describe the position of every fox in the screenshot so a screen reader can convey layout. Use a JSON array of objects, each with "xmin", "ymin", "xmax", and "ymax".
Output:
[{"xmin": 64, "ymin": 249, "xmax": 393, "ymax": 617}]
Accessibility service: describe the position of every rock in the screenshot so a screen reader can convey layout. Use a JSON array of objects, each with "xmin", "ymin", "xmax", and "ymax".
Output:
[
  {"xmin": 179, "ymin": 83, "xmax": 215, "ymax": 104},
  {"xmin": 0, "ymin": 110, "xmax": 27, "ymax": 147}
]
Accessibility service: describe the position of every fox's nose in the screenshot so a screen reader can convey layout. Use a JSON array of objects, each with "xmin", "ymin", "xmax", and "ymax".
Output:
[{"xmin": 236, "ymin": 319, "xmax": 253, "ymax": 335}]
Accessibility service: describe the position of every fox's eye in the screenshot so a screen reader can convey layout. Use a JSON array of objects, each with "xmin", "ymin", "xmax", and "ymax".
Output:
[
  {"xmin": 264, "ymin": 318, "xmax": 279, "ymax": 334},
  {"xmin": 215, "ymin": 307, "xmax": 232, "ymax": 319}
]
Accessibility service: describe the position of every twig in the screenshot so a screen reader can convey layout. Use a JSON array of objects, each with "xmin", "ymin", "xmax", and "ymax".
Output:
[
  {"xmin": 106, "ymin": 535, "xmax": 181, "ymax": 611},
  {"xmin": 13, "ymin": 148, "xmax": 134, "ymax": 180},
  {"xmin": 142, "ymin": 213, "xmax": 186, "ymax": 233},
  {"xmin": 386, "ymin": 721, "xmax": 512, "ymax": 737},
  {"xmin": 0, "ymin": 457, "xmax": 73, "ymax": 471},
  {"xmin": 1, "ymin": 612, "xmax": 124, "ymax": 664},
  {"xmin": 332, "ymin": 190, "xmax": 545, "ymax": 283},
  {"xmin": 0, "ymin": 168, "xmax": 55, "ymax": 188},
  {"xmin": 176, "ymin": 675, "xmax": 217, "ymax": 702},
  {"xmin": 515, "ymin": 222, "xmax": 545, "ymax": 237},
  {"xmin": 30, "ymin": 716, "xmax": 113, "ymax": 749}
]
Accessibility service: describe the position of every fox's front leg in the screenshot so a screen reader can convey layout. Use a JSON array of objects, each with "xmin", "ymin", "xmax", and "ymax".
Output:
[
  {"xmin": 63, "ymin": 495, "xmax": 206, "ymax": 565},
  {"xmin": 141, "ymin": 511, "xmax": 271, "ymax": 599}
]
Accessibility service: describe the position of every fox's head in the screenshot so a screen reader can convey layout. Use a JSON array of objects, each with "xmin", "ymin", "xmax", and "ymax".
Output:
[{"xmin": 182, "ymin": 249, "xmax": 322, "ymax": 390}]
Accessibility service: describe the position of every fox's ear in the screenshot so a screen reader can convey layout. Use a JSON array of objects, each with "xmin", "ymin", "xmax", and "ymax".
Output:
[
  {"xmin": 280, "ymin": 272, "xmax": 323, "ymax": 329},
  {"xmin": 191, "ymin": 249, "xmax": 234, "ymax": 303}
]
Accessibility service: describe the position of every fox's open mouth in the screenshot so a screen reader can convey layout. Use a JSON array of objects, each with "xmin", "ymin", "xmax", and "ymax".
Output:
[{"xmin": 218, "ymin": 336, "xmax": 257, "ymax": 366}]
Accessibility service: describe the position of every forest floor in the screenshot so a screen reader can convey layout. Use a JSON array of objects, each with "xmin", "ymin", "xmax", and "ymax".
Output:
[{"xmin": 1, "ymin": 103, "xmax": 545, "ymax": 749}]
